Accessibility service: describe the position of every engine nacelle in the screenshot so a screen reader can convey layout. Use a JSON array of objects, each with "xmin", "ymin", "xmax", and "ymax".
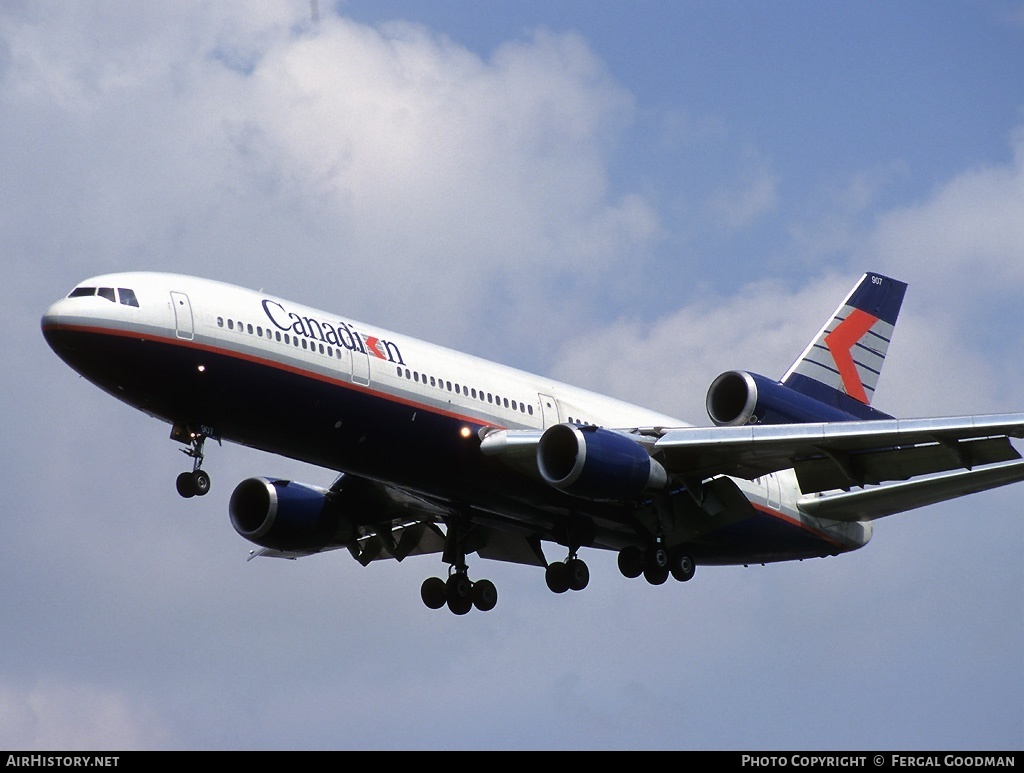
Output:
[
  {"xmin": 537, "ymin": 424, "xmax": 668, "ymax": 501},
  {"xmin": 706, "ymin": 370, "xmax": 879, "ymax": 426},
  {"xmin": 229, "ymin": 477, "xmax": 356, "ymax": 552}
]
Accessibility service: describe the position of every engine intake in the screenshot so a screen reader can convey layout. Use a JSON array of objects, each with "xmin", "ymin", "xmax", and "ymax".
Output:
[
  {"xmin": 537, "ymin": 424, "xmax": 667, "ymax": 501},
  {"xmin": 706, "ymin": 370, "xmax": 882, "ymax": 426},
  {"xmin": 229, "ymin": 477, "xmax": 355, "ymax": 552}
]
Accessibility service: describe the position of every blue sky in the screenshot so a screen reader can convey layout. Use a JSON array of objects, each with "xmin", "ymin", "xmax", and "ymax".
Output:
[{"xmin": 2, "ymin": 1, "xmax": 1023, "ymax": 750}]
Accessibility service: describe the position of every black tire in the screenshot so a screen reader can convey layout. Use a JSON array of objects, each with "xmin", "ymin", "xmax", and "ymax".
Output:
[
  {"xmin": 643, "ymin": 563, "xmax": 669, "ymax": 585},
  {"xmin": 446, "ymin": 573, "xmax": 473, "ymax": 615},
  {"xmin": 420, "ymin": 577, "xmax": 447, "ymax": 609},
  {"xmin": 472, "ymin": 579, "xmax": 498, "ymax": 612},
  {"xmin": 670, "ymin": 552, "xmax": 696, "ymax": 583},
  {"xmin": 176, "ymin": 472, "xmax": 196, "ymax": 498},
  {"xmin": 566, "ymin": 558, "xmax": 590, "ymax": 591},
  {"xmin": 192, "ymin": 470, "xmax": 211, "ymax": 497},
  {"xmin": 617, "ymin": 546, "xmax": 643, "ymax": 579},
  {"xmin": 647, "ymin": 544, "xmax": 669, "ymax": 570},
  {"xmin": 545, "ymin": 561, "xmax": 570, "ymax": 593}
]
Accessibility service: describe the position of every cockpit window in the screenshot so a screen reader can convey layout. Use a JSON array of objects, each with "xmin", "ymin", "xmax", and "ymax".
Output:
[
  {"xmin": 118, "ymin": 288, "xmax": 139, "ymax": 307},
  {"xmin": 68, "ymin": 287, "xmax": 96, "ymax": 298},
  {"xmin": 97, "ymin": 287, "xmax": 116, "ymax": 302}
]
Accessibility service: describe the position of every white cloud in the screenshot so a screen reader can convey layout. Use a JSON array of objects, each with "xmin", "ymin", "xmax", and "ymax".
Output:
[
  {"xmin": 1, "ymin": 5, "xmax": 660, "ymax": 361},
  {"xmin": 867, "ymin": 125, "xmax": 1024, "ymax": 295},
  {"xmin": 556, "ymin": 124, "xmax": 1024, "ymax": 421}
]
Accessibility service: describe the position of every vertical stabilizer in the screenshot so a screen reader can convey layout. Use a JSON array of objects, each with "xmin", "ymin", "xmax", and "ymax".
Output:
[{"xmin": 782, "ymin": 272, "xmax": 907, "ymax": 414}]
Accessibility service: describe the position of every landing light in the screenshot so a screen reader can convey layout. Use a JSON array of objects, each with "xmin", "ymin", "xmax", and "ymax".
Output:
[
  {"xmin": 197, "ymin": 365, "xmax": 206, "ymax": 373},
  {"xmin": 460, "ymin": 426, "xmax": 472, "ymax": 439}
]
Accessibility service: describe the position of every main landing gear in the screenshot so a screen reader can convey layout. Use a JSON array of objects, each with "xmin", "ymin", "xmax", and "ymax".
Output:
[
  {"xmin": 174, "ymin": 430, "xmax": 211, "ymax": 498},
  {"xmin": 421, "ymin": 519, "xmax": 497, "ymax": 614},
  {"xmin": 617, "ymin": 542, "xmax": 696, "ymax": 585},
  {"xmin": 420, "ymin": 571, "xmax": 497, "ymax": 615}
]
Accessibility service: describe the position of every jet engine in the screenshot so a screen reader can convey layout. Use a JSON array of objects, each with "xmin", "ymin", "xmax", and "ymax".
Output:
[
  {"xmin": 705, "ymin": 370, "xmax": 873, "ymax": 426},
  {"xmin": 229, "ymin": 477, "xmax": 356, "ymax": 552},
  {"xmin": 536, "ymin": 423, "xmax": 668, "ymax": 501}
]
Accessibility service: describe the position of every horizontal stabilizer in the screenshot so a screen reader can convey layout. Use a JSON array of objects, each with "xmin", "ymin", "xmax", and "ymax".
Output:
[{"xmin": 796, "ymin": 459, "xmax": 1024, "ymax": 521}]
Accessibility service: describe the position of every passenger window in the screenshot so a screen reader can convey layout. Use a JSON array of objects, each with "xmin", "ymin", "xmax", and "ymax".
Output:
[
  {"xmin": 97, "ymin": 287, "xmax": 116, "ymax": 302},
  {"xmin": 217, "ymin": 317, "xmax": 224, "ymax": 327},
  {"xmin": 228, "ymin": 320, "xmax": 234, "ymax": 330},
  {"xmin": 117, "ymin": 288, "xmax": 139, "ymax": 307}
]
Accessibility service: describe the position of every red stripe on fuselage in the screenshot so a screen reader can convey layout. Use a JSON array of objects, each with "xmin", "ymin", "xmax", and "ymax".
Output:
[
  {"xmin": 749, "ymin": 501, "xmax": 849, "ymax": 549},
  {"xmin": 43, "ymin": 321, "xmax": 507, "ymax": 430}
]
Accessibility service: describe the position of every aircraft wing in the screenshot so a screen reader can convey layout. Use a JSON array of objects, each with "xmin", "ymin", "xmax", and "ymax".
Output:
[
  {"xmin": 795, "ymin": 458, "xmax": 1024, "ymax": 521},
  {"xmin": 652, "ymin": 413, "xmax": 1024, "ymax": 493},
  {"xmin": 247, "ymin": 473, "xmax": 549, "ymax": 568},
  {"xmin": 481, "ymin": 413, "xmax": 1024, "ymax": 498}
]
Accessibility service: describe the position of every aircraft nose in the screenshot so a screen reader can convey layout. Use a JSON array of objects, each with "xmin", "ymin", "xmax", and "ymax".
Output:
[{"xmin": 41, "ymin": 298, "xmax": 73, "ymax": 354}]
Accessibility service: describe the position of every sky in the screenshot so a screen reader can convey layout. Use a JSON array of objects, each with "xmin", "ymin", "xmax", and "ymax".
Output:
[{"xmin": 2, "ymin": 0, "xmax": 1023, "ymax": 751}]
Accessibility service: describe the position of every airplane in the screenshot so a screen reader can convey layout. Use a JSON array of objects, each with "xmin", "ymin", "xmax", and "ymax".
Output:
[{"xmin": 41, "ymin": 271, "xmax": 1024, "ymax": 614}]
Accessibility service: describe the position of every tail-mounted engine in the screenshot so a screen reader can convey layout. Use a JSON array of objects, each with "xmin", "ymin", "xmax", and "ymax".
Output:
[
  {"xmin": 229, "ymin": 477, "xmax": 356, "ymax": 552},
  {"xmin": 537, "ymin": 424, "xmax": 668, "ymax": 501},
  {"xmin": 706, "ymin": 370, "xmax": 888, "ymax": 426}
]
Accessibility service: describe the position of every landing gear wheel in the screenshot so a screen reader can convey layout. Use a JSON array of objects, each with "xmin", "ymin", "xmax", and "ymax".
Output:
[
  {"xmin": 472, "ymin": 579, "xmax": 498, "ymax": 612},
  {"xmin": 176, "ymin": 471, "xmax": 196, "ymax": 498},
  {"xmin": 617, "ymin": 546, "xmax": 643, "ymax": 579},
  {"xmin": 446, "ymin": 573, "xmax": 473, "ymax": 615},
  {"xmin": 545, "ymin": 561, "xmax": 570, "ymax": 594},
  {"xmin": 566, "ymin": 558, "xmax": 590, "ymax": 591},
  {"xmin": 421, "ymin": 577, "xmax": 447, "ymax": 609},
  {"xmin": 647, "ymin": 544, "xmax": 669, "ymax": 571},
  {"xmin": 670, "ymin": 551, "xmax": 696, "ymax": 582},
  {"xmin": 174, "ymin": 429, "xmax": 212, "ymax": 499},
  {"xmin": 644, "ymin": 563, "xmax": 670, "ymax": 585},
  {"xmin": 191, "ymin": 469, "xmax": 211, "ymax": 497},
  {"xmin": 643, "ymin": 543, "xmax": 670, "ymax": 584}
]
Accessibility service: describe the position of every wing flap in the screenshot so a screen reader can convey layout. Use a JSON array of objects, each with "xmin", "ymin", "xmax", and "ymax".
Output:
[
  {"xmin": 796, "ymin": 459, "xmax": 1024, "ymax": 521},
  {"xmin": 794, "ymin": 436, "xmax": 1020, "ymax": 492}
]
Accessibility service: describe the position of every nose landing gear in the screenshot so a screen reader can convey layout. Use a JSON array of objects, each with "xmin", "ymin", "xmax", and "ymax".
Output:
[{"xmin": 172, "ymin": 425, "xmax": 212, "ymax": 498}]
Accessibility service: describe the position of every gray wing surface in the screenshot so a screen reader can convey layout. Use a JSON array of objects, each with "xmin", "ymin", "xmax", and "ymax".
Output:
[{"xmin": 652, "ymin": 413, "xmax": 1024, "ymax": 492}]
